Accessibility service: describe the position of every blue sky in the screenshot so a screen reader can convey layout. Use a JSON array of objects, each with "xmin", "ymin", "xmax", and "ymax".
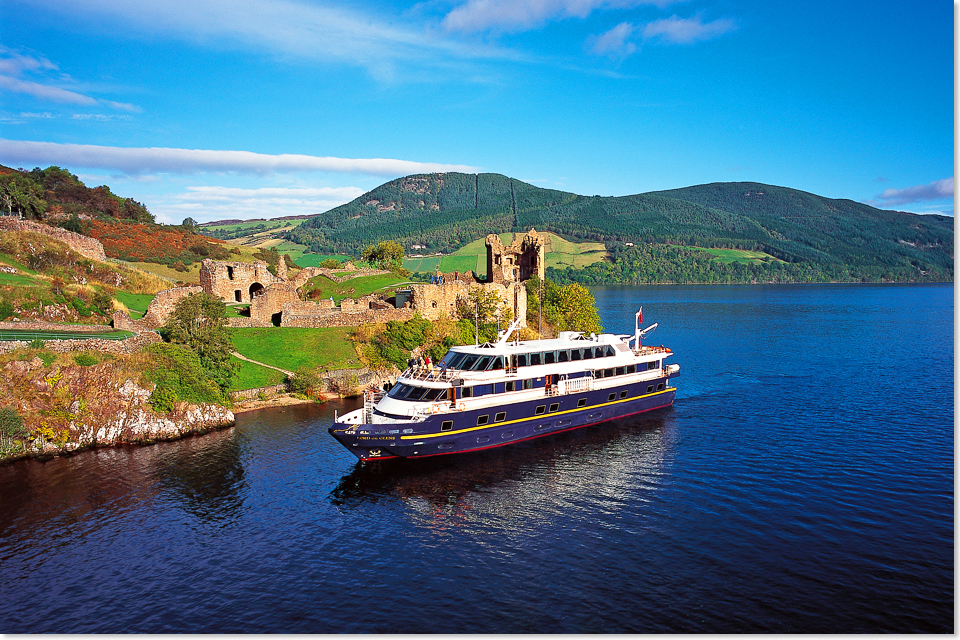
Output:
[{"xmin": 0, "ymin": 0, "xmax": 954, "ymax": 224}]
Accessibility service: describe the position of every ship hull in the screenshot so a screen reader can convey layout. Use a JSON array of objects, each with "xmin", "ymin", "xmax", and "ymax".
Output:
[{"xmin": 329, "ymin": 375, "xmax": 676, "ymax": 461}]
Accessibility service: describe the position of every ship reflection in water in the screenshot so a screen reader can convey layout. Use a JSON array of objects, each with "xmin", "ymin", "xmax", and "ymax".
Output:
[{"xmin": 330, "ymin": 409, "xmax": 676, "ymax": 534}]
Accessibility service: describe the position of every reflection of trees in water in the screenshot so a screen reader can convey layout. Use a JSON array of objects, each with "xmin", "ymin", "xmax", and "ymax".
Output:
[
  {"xmin": 154, "ymin": 429, "xmax": 247, "ymax": 523},
  {"xmin": 330, "ymin": 410, "xmax": 676, "ymax": 533}
]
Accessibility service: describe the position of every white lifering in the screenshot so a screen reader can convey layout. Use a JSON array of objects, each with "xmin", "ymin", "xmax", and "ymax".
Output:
[
  {"xmin": 458, "ymin": 402, "xmax": 466, "ymax": 412},
  {"xmin": 431, "ymin": 404, "xmax": 440, "ymax": 414}
]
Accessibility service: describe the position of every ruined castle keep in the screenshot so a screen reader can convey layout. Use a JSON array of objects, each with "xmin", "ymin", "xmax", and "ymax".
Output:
[
  {"xmin": 485, "ymin": 228, "xmax": 545, "ymax": 285},
  {"xmin": 199, "ymin": 259, "xmax": 284, "ymax": 304}
]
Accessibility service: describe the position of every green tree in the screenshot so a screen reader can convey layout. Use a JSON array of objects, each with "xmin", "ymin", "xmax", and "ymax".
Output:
[
  {"xmin": 552, "ymin": 283, "xmax": 603, "ymax": 334},
  {"xmin": 361, "ymin": 240, "xmax": 405, "ymax": 270},
  {"xmin": 160, "ymin": 292, "xmax": 239, "ymax": 390}
]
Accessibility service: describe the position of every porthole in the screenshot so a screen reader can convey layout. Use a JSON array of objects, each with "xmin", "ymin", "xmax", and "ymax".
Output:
[
  {"xmin": 647, "ymin": 385, "xmax": 654, "ymax": 393},
  {"xmin": 577, "ymin": 398, "xmax": 587, "ymax": 408},
  {"xmin": 441, "ymin": 420, "xmax": 453, "ymax": 432},
  {"xmin": 477, "ymin": 414, "xmax": 489, "ymax": 426},
  {"xmin": 608, "ymin": 393, "xmax": 616, "ymax": 401},
  {"xmin": 619, "ymin": 390, "xmax": 628, "ymax": 399},
  {"xmin": 549, "ymin": 403, "xmax": 559, "ymax": 412},
  {"xmin": 535, "ymin": 405, "xmax": 546, "ymax": 415},
  {"xmin": 494, "ymin": 412, "xmax": 506, "ymax": 422},
  {"xmin": 657, "ymin": 383, "xmax": 664, "ymax": 391}
]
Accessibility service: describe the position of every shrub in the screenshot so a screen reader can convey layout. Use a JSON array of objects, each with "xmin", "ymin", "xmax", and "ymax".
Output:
[
  {"xmin": 145, "ymin": 342, "xmax": 228, "ymax": 411},
  {"xmin": 0, "ymin": 299, "xmax": 13, "ymax": 320},
  {"xmin": 0, "ymin": 407, "xmax": 27, "ymax": 440},
  {"xmin": 28, "ymin": 338, "xmax": 45, "ymax": 349},
  {"xmin": 74, "ymin": 353, "xmax": 98, "ymax": 367},
  {"xmin": 287, "ymin": 367, "xmax": 321, "ymax": 396}
]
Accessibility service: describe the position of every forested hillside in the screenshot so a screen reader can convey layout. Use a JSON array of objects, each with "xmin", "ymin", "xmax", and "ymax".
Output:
[
  {"xmin": 0, "ymin": 165, "xmax": 153, "ymax": 223},
  {"xmin": 288, "ymin": 173, "xmax": 952, "ymax": 283}
]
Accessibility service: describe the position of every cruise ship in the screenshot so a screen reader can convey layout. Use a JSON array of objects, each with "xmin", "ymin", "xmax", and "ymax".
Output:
[{"xmin": 328, "ymin": 309, "xmax": 679, "ymax": 461}]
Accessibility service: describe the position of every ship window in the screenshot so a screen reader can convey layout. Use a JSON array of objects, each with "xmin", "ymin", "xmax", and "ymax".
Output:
[
  {"xmin": 426, "ymin": 388, "xmax": 446, "ymax": 401},
  {"xmin": 619, "ymin": 390, "xmax": 628, "ymax": 399},
  {"xmin": 505, "ymin": 381, "xmax": 516, "ymax": 392},
  {"xmin": 657, "ymin": 383, "xmax": 664, "ymax": 391},
  {"xmin": 558, "ymin": 349, "xmax": 569, "ymax": 363},
  {"xmin": 626, "ymin": 364, "xmax": 636, "ymax": 374},
  {"xmin": 460, "ymin": 354, "xmax": 480, "ymax": 370},
  {"xmin": 477, "ymin": 415, "xmax": 489, "ymax": 426},
  {"xmin": 608, "ymin": 393, "xmax": 616, "ymax": 401},
  {"xmin": 544, "ymin": 351, "xmax": 556, "ymax": 364},
  {"xmin": 594, "ymin": 347, "xmax": 606, "ymax": 358},
  {"xmin": 583, "ymin": 348, "xmax": 593, "ymax": 360},
  {"xmin": 462, "ymin": 387, "xmax": 473, "ymax": 398},
  {"xmin": 531, "ymin": 352, "xmax": 542, "ymax": 366},
  {"xmin": 472, "ymin": 356, "xmax": 492, "ymax": 371},
  {"xmin": 647, "ymin": 385, "xmax": 654, "ymax": 393},
  {"xmin": 474, "ymin": 384, "xmax": 493, "ymax": 397},
  {"xmin": 517, "ymin": 354, "xmax": 528, "ymax": 367},
  {"xmin": 535, "ymin": 405, "xmax": 546, "ymax": 415},
  {"xmin": 616, "ymin": 367, "xmax": 625, "ymax": 376},
  {"xmin": 444, "ymin": 352, "xmax": 467, "ymax": 369},
  {"xmin": 523, "ymin": 379, "xmax": 533, "ymax": 390},
  {"xmin": 441, "ymin": 420, "xmax": 453, "ymax": 431},
  {"xmin": 604, "ymin": 368, "xmax": 614, "ymax": 378},
  {"xmin": 648, "ymin": 360, "xmax": 660, "ymax": 370},
  {"xmin": 495, "ymin": 412, "xmax": 506, "ymax": 422},
  {"xmin": 490, "ymin": 357, "xmax": 504, "ymax": 370},
  {"xmin": 549, "ymin": 403, "xmax": 559, "ymax": 413},
  {"xmin": 571, "ymin": 349, "xmax": 582, "ymax": 361},
  {"xmin": 494, "ymin": 382, "xmax": 505, "ymax": 394}
]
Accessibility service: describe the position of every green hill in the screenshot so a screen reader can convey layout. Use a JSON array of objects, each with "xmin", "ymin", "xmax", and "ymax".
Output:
[{"xmin": 287, "ymin": 173, "xmax": 952, "ymax": 283}]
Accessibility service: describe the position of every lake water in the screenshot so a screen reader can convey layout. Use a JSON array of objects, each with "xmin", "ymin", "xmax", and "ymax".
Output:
[{"xmin": 0, "ymin": 284, "xmax": 952, "ymax": 633}]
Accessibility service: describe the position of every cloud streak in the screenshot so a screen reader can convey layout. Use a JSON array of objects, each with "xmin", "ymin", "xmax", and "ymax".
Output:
[
  {"xmin": 0, "ymin": 140, "xmax": 480, "ymax": 177},
  {"xmin": 0, "ymin": 49, "xmax": 139, "ymax": 112},
  {"xmin": 874, "ymin": 177, "xmax": 954, "ymax": 207},
  {"xmin": 442, "ymin": 0, "xmax": 672, "ymax": 34},
  {"xmin": 588, "ymin": 14, "xmax": 736, "ymax": 57},
  {"xmin": 18, "ymin": 0, "xmax": 507, "ymax": 79}
]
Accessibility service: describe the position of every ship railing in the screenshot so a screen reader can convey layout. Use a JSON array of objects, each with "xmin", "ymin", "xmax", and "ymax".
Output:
[
  {"xmin": 401, "ymin": 366, "xmax": 451, "ymax": 382},
  {"xmin": 363, "ymin": 389, "xmax": 385, "ymax": 423},
  {"xmin": 635, "ymin": 345, "xmax": 672, "ymax": 355},
  {"xmin": 562, "ymin": 376, "xmax": 593, "ymax": 394}
]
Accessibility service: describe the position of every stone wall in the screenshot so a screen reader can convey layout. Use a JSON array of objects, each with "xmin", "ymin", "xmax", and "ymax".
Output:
[
  {"xmin": 250, "ymin": 283, "xmax": 300, "ymax": 325},
  {"xmin": 0, "ymin": 217, "xmax": 107, "ymax": 262},
  {"xmin": 0, "ymin": 330, "xmax": 162, "ymax": 356},
  {"xmin": 113, "ymin": 285, "xmax": 202, "ymax": 333},
  {"xmin": 409, "ymin": 280, "xmax": 527, "ymax": 326},
  {"xmin": 280, "ymin": 301, "xmax": 413, "ymax": 328}
]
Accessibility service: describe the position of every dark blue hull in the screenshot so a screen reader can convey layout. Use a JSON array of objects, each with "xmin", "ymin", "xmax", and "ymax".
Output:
[{"xmin": 329, "ymin": 374, "xmax": 677, "ymax": 461}]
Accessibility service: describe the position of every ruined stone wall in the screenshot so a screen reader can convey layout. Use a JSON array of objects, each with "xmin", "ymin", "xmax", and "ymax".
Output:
[
  {"xmin": 409, "ymin": 280, "xmax": 527, "ymax": 326},
  {"xmin": 111, "ymin": 285, "xmax": 202, "ymax": 333},
  {"xmin": 280, "ymin": 301, "xmax": 414, "ymax": 328},
  {"xmin": 0, "ymin": 217, "xmax": 107, "ymax": 262},
  {"xmin": 0, "ymin": 330, "xmax": 162, "ymax": 356},
  {"xmin": 250, "ymin": 283, "xmax": 300, "ymax": 324},
  {"xmin": 199, "ymin": 259, "xmax": 282, "ymax": 303}
]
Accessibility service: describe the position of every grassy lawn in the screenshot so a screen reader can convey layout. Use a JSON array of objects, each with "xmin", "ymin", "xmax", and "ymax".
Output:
[
  {"xmin": 301, "ymin": 273, "xmax": 410, "ymax": 302},
  {"xmin": 231, "ymin": 326, "xmax": 359, "ymax": 372},
  {"xmin": 402, "ymin": 256, "xmax": 443, "ymax": 273},
  {"xmin": 115, "ymin": 291, "xmax": 155, "ymax": 319},
  {"xmin": 225, "ymin": 303, "xmax": 250, "ymax": 318},
  {"xmin": 126, "ymin": 260, "xmax": 199, "ymax": 284},
  {"xmin": 228, "ymin": 355, "xmax": 287, "ymax": 392},
  {"xmin": 439, "ymin": 254, "xmax": 482, "ymax": 273}
]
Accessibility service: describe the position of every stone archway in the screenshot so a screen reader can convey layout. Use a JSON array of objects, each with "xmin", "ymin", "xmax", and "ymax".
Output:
[{"xmin": 249, "ymin": 282, "xmax": 265, "ymax": 299}]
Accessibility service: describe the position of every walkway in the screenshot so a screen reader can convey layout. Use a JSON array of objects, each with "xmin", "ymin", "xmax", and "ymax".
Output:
[{"xmin": 231, "ymin": 351, "xmax": 295, "ymax": 377}]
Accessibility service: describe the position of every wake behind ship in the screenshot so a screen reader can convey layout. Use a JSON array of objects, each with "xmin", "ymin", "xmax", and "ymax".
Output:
[{"xmin": 328, "ymin": 310, "xmax": 679, "ymax": 461}]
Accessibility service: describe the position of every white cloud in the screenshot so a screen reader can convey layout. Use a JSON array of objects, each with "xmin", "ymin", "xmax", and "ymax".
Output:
[
  {"xmin": 873, "ymin": 177, "xmax": 954, "ymax": 207},
  {"xmin": 0, "ymin": 140, "xmax": 481, "ymax": 177},
  {"xmin": 641, "ymin": 14, "xmax": 737, "ymax": 44},
  {"xmin": 148, "ymin": 184, "xmax": 368, "ymax": 223},
  {"xmin": 588, "ymin": 22, "xmax": 638, "ymax": 57},
  {"xmin": 442, "ymin": 0, "xmax": 671, "ymax": 34}
]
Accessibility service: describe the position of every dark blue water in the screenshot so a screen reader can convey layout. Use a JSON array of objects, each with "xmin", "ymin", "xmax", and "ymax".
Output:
[{"xmin": 0, "ymin": 284, "xmax": 952, "ymax": 633}]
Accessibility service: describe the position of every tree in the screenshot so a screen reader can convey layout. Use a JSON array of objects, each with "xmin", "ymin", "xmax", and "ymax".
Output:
[
  {"xmin": 160, "ymin": 292, "xmax": 239, "ymax": 391},
  {"xmin": 552, "ymin": 283, "xmax": 603, "ymax": 334},
  {"xmin": 361, "ymin": 241, "xmax": 405, "ymax": 270},
  {"xmin": 181, "ymin": 217, "xmax": 198, "ymax": 228}
]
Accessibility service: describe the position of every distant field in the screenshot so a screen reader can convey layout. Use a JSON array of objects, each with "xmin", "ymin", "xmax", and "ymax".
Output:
[
  {"xmin": 295, "ymin": 254, "xmax": 356, "ymax": 268},
  {"xmin": 687, "ymin": 247, "xmax": 785, "ymax": 264},
  {"xmin": 231, "ymin": 326, "xmax": 359, "ymax": 373}
]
